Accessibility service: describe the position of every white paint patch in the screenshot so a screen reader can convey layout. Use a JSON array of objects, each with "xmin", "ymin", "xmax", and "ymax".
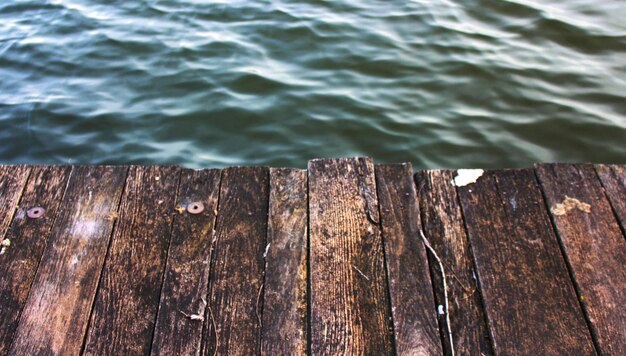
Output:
[
  {"xmin": 263, "ymin": 243, "xmax": 271, "ymax": 258},
  {"xmin": 71, "ymin": 219, "xmax": 101, "ymax": 238},
  {"xmin": 0, "ymin": 240, "xmax": 10, "ymax": 255},
  {"xmin": 14, "ymin": 209, "xmax": 26, "ymax": 220},
  {"xmin": 453, "ymin": 169, "xmax": 484, "ymax": 187},
  {"xmin": 69, "ymin": 255, "xmax": 80, "ymax": 268},
  {"xmin": 0, "ymin": 239, "xmax": 10, "ymax": 254}
]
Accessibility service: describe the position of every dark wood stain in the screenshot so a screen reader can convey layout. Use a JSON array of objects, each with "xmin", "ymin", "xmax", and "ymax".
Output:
[
  {"xmin": 536, "ymin": 163, "xmax": 626, "ymax": 355},
  {"xmin": 83, "ymin": 166, "xmax": 180, "ymax": 355},
  {"xmin": 457, "ymin": 169, "xmax": 595, "ymax": 354},
  {"xmin": 0, "ymin": 166, "xmax": 72, "ymax": 354},
  {"xmin": 375, "ymin": 163, "xmax": 442, "ymax": 355},
  {"xmin": 595, "ymin": 164, "xmax": 626, "ymax": 235},
  {"xmin": 8, "ymin": 165, "xmax": 127, "ymax": 355},
  {"xmin": 0, "ymin": 161, "xmax": 623, "ymax": 355},
  {"xmin": 203, "ymin": 167, "xmax": 269, "ymax": 356},
  {"xmin": 150, "ymin": 168, "xmax": 221, "ymax": 356},
  {"xmin": 260, "ymin": 168, "xmax": 308, "ymax": 356},
  {"xmin": 0, "ymin": 165, "xmax": 31, "ymax": 242},
  {"xmin": 308, "ymin": 157, "xmax": 393, "ymax": 355},
  {"xmin": 415, "ymin": 169, "xmax": 492, "ymax": 356}
]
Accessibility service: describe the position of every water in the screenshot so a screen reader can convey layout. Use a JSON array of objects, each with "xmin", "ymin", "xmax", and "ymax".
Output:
[{"xmin": 1, "ymin": 0, "xmax": 625, "ymax": 169}]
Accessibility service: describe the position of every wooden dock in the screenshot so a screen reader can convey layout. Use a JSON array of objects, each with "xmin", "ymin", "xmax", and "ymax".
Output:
[{"xmin": 0, "ymin": 158, "xmax": 624, "ymax": 355}]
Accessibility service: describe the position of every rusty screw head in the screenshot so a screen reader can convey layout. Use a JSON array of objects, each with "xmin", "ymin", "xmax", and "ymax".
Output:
[
  {"xmin": 27, "ymin": 207, "xmax": 45, "ymax": 219},
  {"xmin": 187, "ymin": 202, "xmax": 205, "ymax": 215}
]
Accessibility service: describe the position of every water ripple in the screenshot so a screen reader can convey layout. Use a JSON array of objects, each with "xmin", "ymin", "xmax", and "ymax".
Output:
[{"xmin": 0, "ymin": 0, "xmax": 624, "ymax": 168}]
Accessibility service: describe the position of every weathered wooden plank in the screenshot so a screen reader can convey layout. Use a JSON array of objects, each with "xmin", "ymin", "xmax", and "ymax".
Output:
[
  {"xmin": 83, "ymin": 166, "xmax": 180, "ymax": 355},
  {"xmin": 0, "ymin": 166, "xmax": 72, "ymax": 354},
  {"xmin": 375, "ymin": 163, "xmax": 441, "ymax": 355},
  {"xmin": 415, "ymin": 169, "xmax": 492, "ymax": 356},
  {"xmin": 260, "ymin": 168, "xmax": 308, "ymax": 356},
  {"xmin": 595, "ymin": 164, "xmax": 626, "ymax": 234},
  {"xmin": 308, "ymin": 157, "xmax": 393, "ymax": 355},
  {"xmin": 8, "ymin": 166, "xmax": 127, "ymax": 355},
  {"xmin": 457, "ymin": 168, "xmax": 595, "ymax": 354},
  {"xmin": 203, "ymin": 167, "xmax": 269, "ymax": 355},
  {"xmin": 536, "ymin": 163, "xmax": 626, "ymax": 354},
  {"xmin": 150, "ymin": 168, "xmax": 221, "ymax": 356},
  {"xmin": 0, "ymin": 165, "xmax": 31, "ymax": 241}
]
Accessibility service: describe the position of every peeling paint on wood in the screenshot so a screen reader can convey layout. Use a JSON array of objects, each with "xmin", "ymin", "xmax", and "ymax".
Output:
[{"xmin": 452, "ymin": 169, "xmax": 484, "ymax": 187}]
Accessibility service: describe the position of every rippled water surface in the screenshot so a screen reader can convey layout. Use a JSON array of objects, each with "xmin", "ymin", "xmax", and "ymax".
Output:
[{"xmin": 1, "ymin": 0, "xmax": 625, "ymax": 168}]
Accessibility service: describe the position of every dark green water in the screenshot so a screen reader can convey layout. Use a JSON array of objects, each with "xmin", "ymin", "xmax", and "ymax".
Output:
[{"xmin": 1, "ymin": 1, "xmax": 625, "ymax": 168}]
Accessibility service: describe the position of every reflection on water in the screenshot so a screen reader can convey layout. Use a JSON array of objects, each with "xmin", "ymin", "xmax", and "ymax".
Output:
[{"xmin": 1, "ymin": 0, "xmax": 625, "ymax": 168}]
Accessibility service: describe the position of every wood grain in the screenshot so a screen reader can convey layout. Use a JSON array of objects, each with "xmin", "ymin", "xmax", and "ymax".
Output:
[
  {"xmin": 0, "ymin": 166, "xmax": 72, "ymax": 354},
  {"xmin": 0, "ymin": 161, "xmax": 622, "ymax": 355},
  {"xmin": 415, "ymin": 169, "xmax": 492, "ymax": 356},
  {"xmin": 375, "ymin": 163, "xmax": 441, "ymax": 355},
  {"xmin": 536, "ymin": 163, "xmax": 626, "ymax": 355},
  {"xmin": 0, "ymin": 165, "xmax": 31, "ymax": 241},
  {"xmin": 83, "ymin": 166, "xmax": 180, "ymax": 355},
  {"xmin": 595, "ymin": 164, "xmax": 626, "ymax": 234},
  {"xmin": 457, "ymin": 168, "xmax": 595, "ymax": 354},
  {"xmin": 8, "ymin": 166, "xmax": 127, "ymax": 355},
  {"xmin": 308, "ymin": 157, "xmax": 393, "ymax": 355},
  {"xmin": 151, "ymin": 168, "xmax": 221, "ymax": 356},
  {"xmin": 260, "ymin": 168, "xmax": 308, "ymax": 356},
  {"xmin": 203, "ymin": 167, "xmax": 269, "ymax": 356}
]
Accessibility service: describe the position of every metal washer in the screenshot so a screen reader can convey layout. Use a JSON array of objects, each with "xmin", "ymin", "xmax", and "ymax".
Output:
[
  {"xmin": 27, "ymin": 207, "xmax": 45, "ymax": 219},
  {"xmin": 187, "ymin": 202, "xmax": 205, "ymax": 215}
]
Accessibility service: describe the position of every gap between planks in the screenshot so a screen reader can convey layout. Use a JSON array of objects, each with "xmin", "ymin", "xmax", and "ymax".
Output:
[{"xmin": 0, "ymin": 162, "xmax": 623, "ymax": 356}]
